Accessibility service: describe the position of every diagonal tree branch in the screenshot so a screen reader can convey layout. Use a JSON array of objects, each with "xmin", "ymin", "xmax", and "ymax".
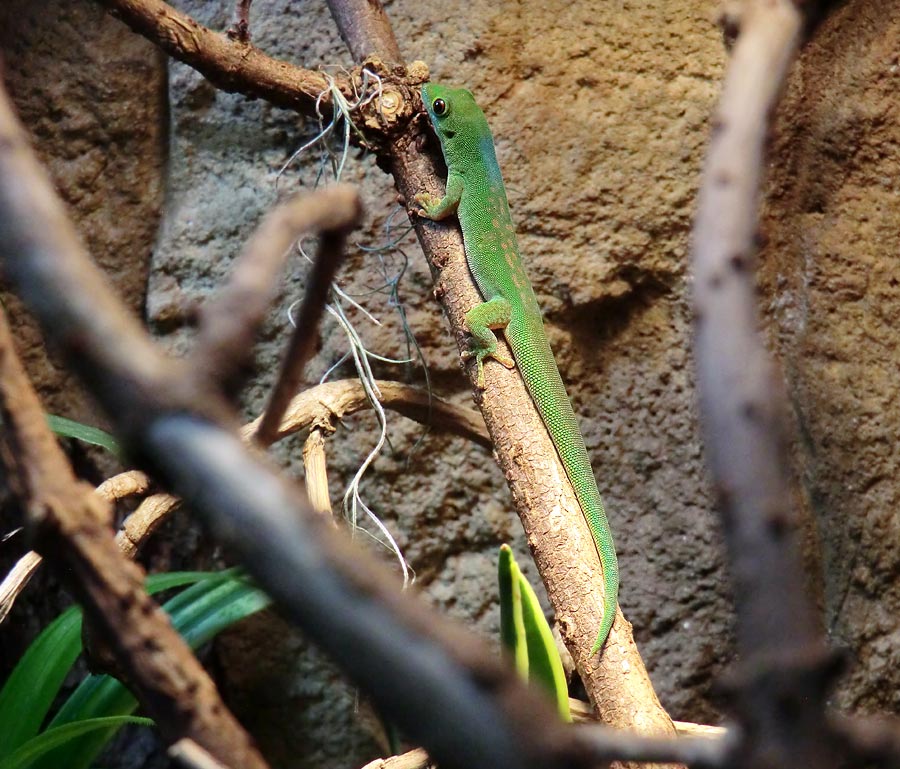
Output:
[
  {"xmin": 0, "ymin": 68, "xmax": 574, "ymax": 769},
  {"xmin": 195, "ymin": 186, "xmax": 360, "ymax": 398},
  {"xmin": 94, "ymin": 0, "xmax": 346, "ymax": 114},
  {"xmin": 324, "ymin": 0, "xmax": 680, "ymax": 744},
  {"xmin": 0, "ymin": 307, "xmax": 268, "ymax": 769},
  {"xmin": 253, "ymin": 207, "xmax": 359, "ymax": 444}
]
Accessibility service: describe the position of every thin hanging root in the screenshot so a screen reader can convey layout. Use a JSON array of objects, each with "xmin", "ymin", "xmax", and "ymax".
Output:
[{"xmin": 276, "ymin": 68, "xmax": 420, "ymax": 586}]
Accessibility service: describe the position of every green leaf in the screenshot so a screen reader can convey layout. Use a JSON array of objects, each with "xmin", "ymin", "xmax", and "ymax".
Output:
[
  {"xmin": 497, "ymin": 545, "xmax": 528, "ymax": 677},
  {"xmin": 45, "ymin": 415, "xmax": 122, "ymax": 458},
  {"xmin": 517, "ymin": 571, "xmax": 570, "ymax": 722},
  {"xmin": 0, "ymin": 608, "xmax": 82, "ymax": 757},
  {"xmin": 0, "ymin": 716, "xmax": 153, "ymax": 769},
  {"xmin": 33, "ymin": 570, "xmax": 270, "ymax": 769},
  {"xmin": 496, "ymin": 546, "xmax": 570, "ymax": 722},
  {"xmin": 0, "ymin": 571, "xmax": 220, "ymax": 760}
]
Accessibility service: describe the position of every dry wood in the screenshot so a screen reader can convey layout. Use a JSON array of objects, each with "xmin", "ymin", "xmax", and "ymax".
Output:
[
  {"xmin": 95, "ymin": 0, "xmax": 345, "ymax": 114},
  {"xmin": 244, "ymin": 377, "xmax": 491, "ymax": 448},
  {"xmin": 0, "ymin": 307, "xmax": 267, "ymax": 769},
  {"xmin": 196, "ymin": 186, "xmax": 361, "ymax": 401},
  {"xmin": 253, "ymin": 194, "xmax": 361, "ymax": 443},
  {"xmin": 691, "ymin": 1, "xmax": 843, "ymax": 767},
  {"xmin": 302, "ymin": 429, "xmax": 334, "ymax": 516}
]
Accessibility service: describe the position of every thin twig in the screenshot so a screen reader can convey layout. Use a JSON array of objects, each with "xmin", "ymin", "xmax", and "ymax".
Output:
[
  {"xmin": 302, "ymin": 429, "xmax": 334, "ymax": 517},
  {"xmin": 691, "ymin": 0, "xmax": 840, "ymax": 766},
  {"xmin": 246, "ymin": 378, "xmax": 491, "ymax": 449},
  {"xmin": 253, "ymin": 194, "xmax": 362, "ymax": 443},
  {"xmin": 96, "ymin": 469, "xmax": 152, "ymax": 501},
  {"xmin": 0, "ymin": 551, "xmax": 42, "ymax": 623},
  {"xmin": 195, "ymin": 186, "xmax": 361, "ymax": 396},
  {"xmin": 227, "ymin": 0, "xmax": 253, "ymax": 43},
  {"xmin": 0, "ymin": 469, "xmax": 154, "ymax": 623},
  {"xmin": 115, "ymin": 493, "xmax": 182, "ymax": 559}
]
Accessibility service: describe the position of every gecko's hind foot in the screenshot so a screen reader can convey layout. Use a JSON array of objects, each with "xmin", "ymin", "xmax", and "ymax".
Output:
[{"xmin": 461, "ymin": 348, "xmax": 515, "ymax": 389}]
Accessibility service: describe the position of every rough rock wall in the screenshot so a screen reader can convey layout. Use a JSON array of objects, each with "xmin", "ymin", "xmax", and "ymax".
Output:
[
  {"xmin": 2, "ymin": 0, "xmax": 899, "ymax": 767},
  {"xmin": 762, "ymin": 0, "xmax": 900, "ymax": 715},
  {"xmin": 0, "ymin": 0, "xmax": 165, "ymax": 664}
]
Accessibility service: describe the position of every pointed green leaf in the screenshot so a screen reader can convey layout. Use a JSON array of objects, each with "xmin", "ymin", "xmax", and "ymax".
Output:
[
  {"xmin": 517, "ymin": 572, "xmax": 571, "ymax": 721},
  {"xmin": 497, "ymin": 545, "xmax": 528, "ymax": 677},
  {"xmin": 0, "ymin": 608, "xmax": 82, "ymax": 756},
  {"xmin": 0, "ymin": 571, "xmax": 223, "ymax": 760},
  {"xmin": 45, "ymin": 415, "xmax": 122, "ymax": 458},
  {"xmin": 0, "ymin": 716, "xmax": 152, "ymax": 769},
  {"xmin": 33, "ymin": 570, "xmax": 270, "ymax": 769},
  {"xmin": 497, "ymin": 546, "xmax": 570, "ymax": 721}
]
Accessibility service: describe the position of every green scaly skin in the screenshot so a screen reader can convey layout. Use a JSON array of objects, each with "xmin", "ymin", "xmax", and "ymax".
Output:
[{"xmin": 415, "ymin": 83, "xmax": 619, "ymax": 655}]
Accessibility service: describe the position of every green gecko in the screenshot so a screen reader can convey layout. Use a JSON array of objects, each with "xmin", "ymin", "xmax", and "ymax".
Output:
[{"xmin": 415, "ymin": 83, "xmax": 619, "ymax": 655}]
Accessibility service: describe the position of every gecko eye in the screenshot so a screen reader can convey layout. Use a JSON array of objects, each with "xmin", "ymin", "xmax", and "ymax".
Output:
[{"xmin": 432, "ymin": 98, "xmax": 447, "ymax": 116}]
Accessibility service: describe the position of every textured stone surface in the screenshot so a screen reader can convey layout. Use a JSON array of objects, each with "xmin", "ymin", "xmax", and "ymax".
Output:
[
  {"xmin": 0, "ymin": 0, "xmax": 165, "ymax": 676},
  {"xmin": 5, "ymin": 0, "xmax": 900, "ymax": 767},
  {"xmin": 761, "ymin": 0, "xmax": 900, "ymax": 716}
]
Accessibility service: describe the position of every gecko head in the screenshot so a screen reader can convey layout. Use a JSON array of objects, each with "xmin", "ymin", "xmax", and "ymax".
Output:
[{"xmin": 421, "ymin": 83, "xmax": 490, "ymax": 159}]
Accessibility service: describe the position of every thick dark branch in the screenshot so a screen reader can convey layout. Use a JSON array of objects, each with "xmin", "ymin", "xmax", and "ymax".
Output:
[
  {"xmin": 195, "ymin": 186, "xmax": 360, "ymax": 397},
  {"xmin": 0, "ymin": 308, "xmax": 268, "ymax": 769},
  {"xmin": 691, "ymin": 0, "xmax": 841, "ymax": 766},
  {"xmin": 94, "ymin": 0, "xmax": 348, "ymax": 113},
  {"xmin": 0, "ymin": 73, "xmax": 574, "ymax": 769}
]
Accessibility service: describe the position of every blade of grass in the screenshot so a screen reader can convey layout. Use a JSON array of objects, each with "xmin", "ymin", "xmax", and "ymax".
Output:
[
  {"xmin": 45, "ymin": 415, "xmax": 122, "ymax": 458},
  {"xmin": 0, "ymin": 716, "xmax": 153, "ymax": 769},
  {"xmin": 34, "ymin": 571, "xmax": 270, "ymax": 769},
  {"xmin": 517, "ymin": 572, "xmax": 570, "ymax": 722},
  {"xmin": 497, "ymin": 546, "xmax": 569, "ymax": 721},
  {"xmin": 0, "ymin": 572, "xmax": 214, "ymax": 758},
  {"xmin": 497, "ymin": 545, "xmax": 528, "ymax": 677}
]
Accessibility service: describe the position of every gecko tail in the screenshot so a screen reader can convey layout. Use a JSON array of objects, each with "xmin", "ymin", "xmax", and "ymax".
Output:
[{"xmin": 590, "ymin": 576, "xmax": 618, "ymax": 656}]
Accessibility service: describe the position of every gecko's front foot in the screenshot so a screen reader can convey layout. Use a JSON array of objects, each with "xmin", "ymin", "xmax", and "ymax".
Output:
[{"xmin": 413, "ymin": 192, "xmax": 440, "ymax": 219}]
